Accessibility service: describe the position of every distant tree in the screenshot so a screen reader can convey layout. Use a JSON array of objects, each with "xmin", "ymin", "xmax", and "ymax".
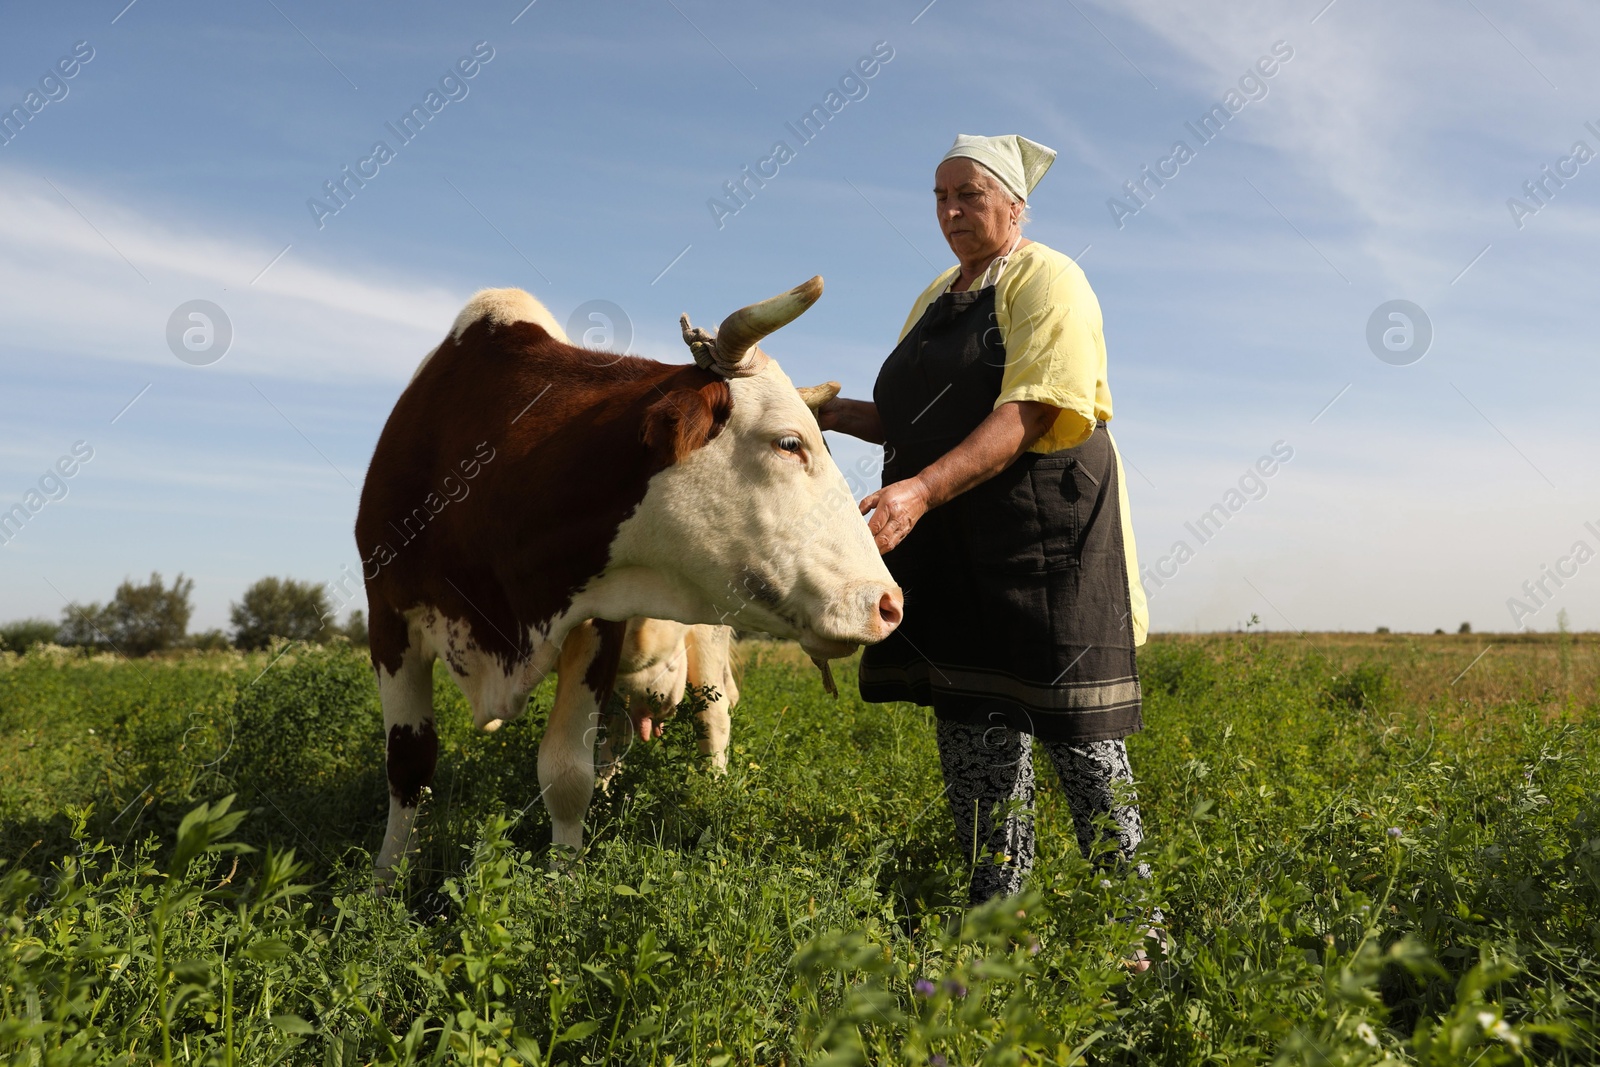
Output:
[
  {"xmin": 1433, "ymin": 628, "xmax": 1445, "ymax": 635},
  {"xmin": 231, "ymin": 577, "xmax": 332, "ymax": 650},
  {"xmin": 187, "ymin": 628, "xmax": 232, "ymax": 652},
  {"xmin": 59, "ymin": 572, "xmax": 193, "ymax": 656},
  {"xmin": 1375, "ymin": 626, "xmax": 1391, "ymax": 634},
  {"xmin": 0, "ymin": 618, "xmax": 60, "ymax": 652},
  {"xmin": 56, "ymin": 607, "xmax": 101, "ymax": 649},
  {"xmin": 1458, "ymin": 621, "xmax": 1472, "ymax": 635},
  {"xmin": 342, "ymin": 609, "xmax": 368, "ymax": 647}
]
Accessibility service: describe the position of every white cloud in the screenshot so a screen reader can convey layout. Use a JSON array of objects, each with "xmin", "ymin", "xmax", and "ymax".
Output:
[
  {"xmin": 1089, "ymin": 0, "xmax": 1600, "ymax": 291},
  {"xmin": 0, "ymin": 169, "xmax": 465, "ymax": 384}
]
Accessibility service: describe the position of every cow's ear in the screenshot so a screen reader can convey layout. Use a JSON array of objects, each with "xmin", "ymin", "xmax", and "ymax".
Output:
[
  {"xmin": 642, "ymin": 380, "xmax": 733, "ymax": 463},
  {"xmin": 795, "ymin": 381, "xmax": 841, "ymax": 413}
]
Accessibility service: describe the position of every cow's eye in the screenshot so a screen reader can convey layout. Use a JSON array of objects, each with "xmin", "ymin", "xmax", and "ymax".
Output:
[{"xmin": 777, "ymin": 435, "xmax": 803, "ymax": 453}]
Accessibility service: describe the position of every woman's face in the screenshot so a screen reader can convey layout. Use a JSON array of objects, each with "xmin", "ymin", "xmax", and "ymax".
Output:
[{"xmin": 934, "ymin": 158, "xmax": 1021, "ymax": 264}]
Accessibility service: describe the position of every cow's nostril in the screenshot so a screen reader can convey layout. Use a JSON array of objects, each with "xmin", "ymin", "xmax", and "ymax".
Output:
[{"xmin": 877, "ymin": 590, "xmax": 903, "ymax": 629}]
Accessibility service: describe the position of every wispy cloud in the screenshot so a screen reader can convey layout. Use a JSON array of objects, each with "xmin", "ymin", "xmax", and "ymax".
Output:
[
  {"xmin": 1087, "ymin": 0, "xmax": 1599, "ymax": 291},
  {"xmin": 0, "ymin": 170, "xmax": 463, "ymax": 383}
]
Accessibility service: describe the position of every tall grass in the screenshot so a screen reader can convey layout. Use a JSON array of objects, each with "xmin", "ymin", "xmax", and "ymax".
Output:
[{"xmin": 1, "ymin": 634, "xmax": 1596, "ymax": 1064}]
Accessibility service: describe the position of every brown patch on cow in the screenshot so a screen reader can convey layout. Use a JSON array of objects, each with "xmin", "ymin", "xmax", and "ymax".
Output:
[
  {"xmin": 387, "ymin": 721, "xmax": 438, "ymax": 806},
  {"xmin": 584, "ymin": 618, "xmax": 627, "ymax": 711},
  {"xmin": 356, "ymin": 315, "xmax": 735, "ymax": 676},
  {"xmin": 368, "ymin": 605, "xmax": 411, "ymax": 683}
]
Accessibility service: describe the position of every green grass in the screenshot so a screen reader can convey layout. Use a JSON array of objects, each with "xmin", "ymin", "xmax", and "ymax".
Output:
[{"xmin": 1, "ymin": 635, "xmax": 1597, "ymax": 1064}]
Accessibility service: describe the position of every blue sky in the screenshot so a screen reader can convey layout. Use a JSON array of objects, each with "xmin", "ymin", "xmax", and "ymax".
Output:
[{"xmin": 1, "ymin": 0, "xmax": 1596, "ymax": 636}]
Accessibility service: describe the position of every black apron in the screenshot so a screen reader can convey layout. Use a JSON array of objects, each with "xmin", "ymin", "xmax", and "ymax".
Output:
[{"xmin": 857, "ymin": 283, "xmax": 1143, "ymax": 743}]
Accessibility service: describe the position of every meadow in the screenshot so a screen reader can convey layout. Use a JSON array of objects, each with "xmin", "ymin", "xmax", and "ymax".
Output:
[{"xmin": 1, "ymin": 630, "xmax": 1597, "ymax": 1065}]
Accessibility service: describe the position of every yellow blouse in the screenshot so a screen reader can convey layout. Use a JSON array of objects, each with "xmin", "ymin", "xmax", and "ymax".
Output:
[{"xmin": 897, "ymin": 241, "xmax": 1149, "ymax": 645}]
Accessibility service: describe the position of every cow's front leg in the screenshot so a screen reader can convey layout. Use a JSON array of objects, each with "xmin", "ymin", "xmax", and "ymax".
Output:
[
  {"xmin": 539, "ymin": 619, "xmax": 625, "ymax": 851},
  {"xmin": 375, "ymin": 645, "xmax": 438, "ymax": 877}
]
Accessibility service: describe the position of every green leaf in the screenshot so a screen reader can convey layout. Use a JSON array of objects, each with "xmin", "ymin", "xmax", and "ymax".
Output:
[
  {"xmin": 244, "ymin": 938, "xmax": 292, "ymax": 962},
  {"xmin": 169, "ymin": 958, "xmax": 212, "ymax": 984},
  {"xmin": 511, "ymin": 1035, "xmax": 547, "ymax": 1065},
  {"xmin": 271, "ymin": 1013, "xmax": 314, "ymax": 1034},
  {"xmin": 612, "ymin": 884, "xmax": 639, "ymax": 897},
  {"xmin": 556, "ymin": 1019, "xmax": 600, "ymax": 1045}
]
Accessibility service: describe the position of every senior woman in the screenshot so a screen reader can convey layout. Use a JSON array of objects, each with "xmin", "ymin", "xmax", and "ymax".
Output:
[{"xmin": 818, "ymin": 134, "xmax": 1153, "ymax": 921}]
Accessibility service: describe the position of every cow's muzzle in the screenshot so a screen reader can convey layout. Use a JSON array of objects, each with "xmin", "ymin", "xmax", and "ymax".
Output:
[{"xmin": 798, "ymin": 582, "xmax": 902, "ymax": 660}]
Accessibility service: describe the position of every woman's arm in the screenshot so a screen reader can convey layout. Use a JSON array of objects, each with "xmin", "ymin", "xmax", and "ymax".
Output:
[
  {"xmin": 859, "ymin": 399, "xmax": 1057, "ymax": 554},
  {"xmin": 815, "ymin": 397, "xmax": 885, "ymax": 444}
]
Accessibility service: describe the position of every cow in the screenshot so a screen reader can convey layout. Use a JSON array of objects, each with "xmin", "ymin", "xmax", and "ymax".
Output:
[
  {"xmin": 594, "ymin": 619, "xmax": 739, "ymax": 785},
  {"xmin": 355, "ymin": 277, "xmax": 901, "ymax": 874}
]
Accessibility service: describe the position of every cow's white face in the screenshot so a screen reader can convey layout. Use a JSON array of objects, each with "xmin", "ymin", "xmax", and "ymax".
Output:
[{"xmin": 608, "ymin": 358, "xmax": 901, "ymax": 658}]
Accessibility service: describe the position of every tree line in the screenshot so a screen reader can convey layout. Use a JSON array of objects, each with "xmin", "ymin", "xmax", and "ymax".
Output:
[{"xmin": 0, "ymin": 573, "xmax": 366, "ymax": 655}]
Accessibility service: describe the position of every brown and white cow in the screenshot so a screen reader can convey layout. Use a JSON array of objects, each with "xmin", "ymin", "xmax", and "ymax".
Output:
[{"xmin": 355, "ymin": 278, "xmax": 900, "ymax": 872}]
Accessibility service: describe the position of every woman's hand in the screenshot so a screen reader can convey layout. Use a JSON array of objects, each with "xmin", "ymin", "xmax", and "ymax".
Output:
[
  {"xmin": 857, "ymin": 401, "xmax": 1058, "ymax": 555},
  {"xmin": 860, "ymin": 477, "xmax": 931, "ymax": 554}
]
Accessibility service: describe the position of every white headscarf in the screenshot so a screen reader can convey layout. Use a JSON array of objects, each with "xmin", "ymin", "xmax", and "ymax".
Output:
[{"xmin": 939, "ymin": 133, "xmax": 1057, "ymax": 202}]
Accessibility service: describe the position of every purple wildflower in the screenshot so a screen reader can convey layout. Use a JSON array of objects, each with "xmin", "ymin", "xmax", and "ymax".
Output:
[
  {"xmin": 1387, "ymin": 827, "xmax": 1402, "ymax": 838},
  {"xmin": 943, "ymin": 979, "xmax": 968, "ymax": 998},
  {"xmin": 932, "ymin": 1057, "xmax": 948, "ymax": 1067},
  {"xmin": 913, "ymin": 979, "xmax": 936, "ymax": 997}
]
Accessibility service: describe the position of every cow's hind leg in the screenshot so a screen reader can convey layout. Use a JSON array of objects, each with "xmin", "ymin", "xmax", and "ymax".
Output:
[
  {"xmin": 539, "ymin": 619, "xmax": 625, "ymax": 852},
  {"xmin": 687, "ymin": 625, "xmax": 737, "ymax": 772},
  {"xmin": 375, "ymin": 644, "xmax": 438, "ymax": 878}
]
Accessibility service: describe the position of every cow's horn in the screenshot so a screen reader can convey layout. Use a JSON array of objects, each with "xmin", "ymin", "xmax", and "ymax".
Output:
[
  {"xmin": 796, "ymin": 381, "xmax": 841, "ymax": 413},
  {"xmin": 717, "ymin": 276, "xmax": 823, "ymax": 370},
  {"xmin": 682, "ymin": 276, "xmax": 822, "ymax": 378}
]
